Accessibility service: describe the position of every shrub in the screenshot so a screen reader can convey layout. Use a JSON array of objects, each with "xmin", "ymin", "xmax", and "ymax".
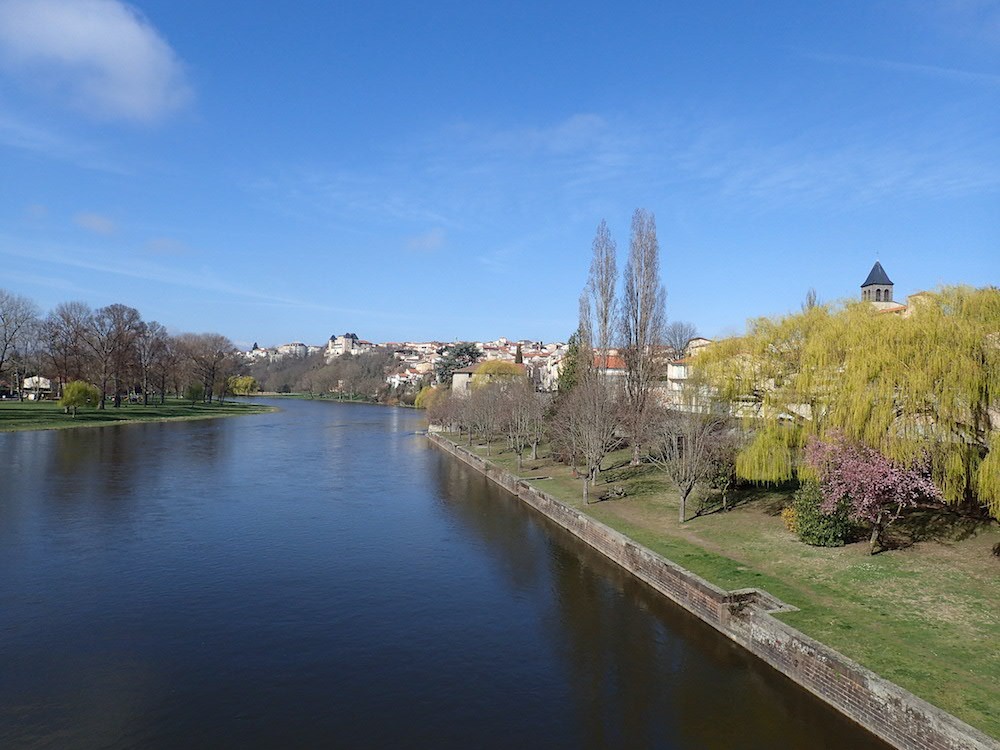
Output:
[
  {"xmin": 780, "ymin": 506, "xmax": 798, "ymax": 534},
  {"xmin": 414, "ymin": 385, "xmax": 439, "ymax": 409},
  {"xmin": 792, "ymin": 480, "xmax": 856, "ymax": 547},
  {"xmin": 184, "ymin": 382, "xmax": 205, "ymax": 404}
]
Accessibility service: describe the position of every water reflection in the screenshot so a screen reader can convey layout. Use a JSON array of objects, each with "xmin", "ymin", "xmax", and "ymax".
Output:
[
  {"xmin": 0, "ymin": 402, "xmax": 889, "ymax": 749},
  {"xmin": 431, "ymin": 451, "xmax": 889, "ymax": 750}
]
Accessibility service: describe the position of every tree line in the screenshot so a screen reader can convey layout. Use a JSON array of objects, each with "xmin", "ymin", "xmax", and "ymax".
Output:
[
  {"xmin": 0, "ymin": 289, "xmax": 247, "ymax": 408},
  {"xmin": 247, "ymin": 348, "xmax": 400, "ymax": 401},
  {"xmin": 422, "ymin": 209, "xmax": 999, "ymax": 552},
  {"xmin": 426, "ymin": 209, "xmax": 731, "ymax": 512}
]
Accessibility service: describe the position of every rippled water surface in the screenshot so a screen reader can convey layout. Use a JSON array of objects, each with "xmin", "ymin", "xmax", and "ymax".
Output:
[{"xmin": 0, "ymin": 399, "xmax": 888, "ymax": 748}]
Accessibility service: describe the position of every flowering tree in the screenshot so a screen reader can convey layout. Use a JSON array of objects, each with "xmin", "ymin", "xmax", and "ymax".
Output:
[
  {"xmin": 696, "ymin": 286, "xmax": 1000, "ymax": 520},
  {"xmin": 804, "ymin": 433, "xmax": 941, "ymax": 554}
]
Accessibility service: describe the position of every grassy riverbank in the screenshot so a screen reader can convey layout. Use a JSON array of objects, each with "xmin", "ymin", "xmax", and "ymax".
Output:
[
  {"xmin": 438, "ymin": 433, "xmax": 1000, "ymax": 740},
  {"xmin": 0, "ymin": 398, "xmax": 276, "ymax": 432}
]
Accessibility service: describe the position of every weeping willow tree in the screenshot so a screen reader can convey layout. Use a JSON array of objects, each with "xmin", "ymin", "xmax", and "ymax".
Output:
[{"xmin": 695, "ymin": 286, "xmax": 1000, "ymax": 519}]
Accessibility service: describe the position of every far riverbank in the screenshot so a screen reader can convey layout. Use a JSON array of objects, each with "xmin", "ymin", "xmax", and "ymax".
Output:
[{"xmin": 0, "ymin": 399, "xmax": 276, "ymax": 432}]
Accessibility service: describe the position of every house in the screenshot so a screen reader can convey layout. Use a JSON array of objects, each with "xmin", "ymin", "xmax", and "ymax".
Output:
[
  {"xmin": 22, "ymin": 376, "xmax": 52, "ymax": 400},
  {"xmin": 451, "ymin": 362, "xmax": 527, "ymax": 396}
]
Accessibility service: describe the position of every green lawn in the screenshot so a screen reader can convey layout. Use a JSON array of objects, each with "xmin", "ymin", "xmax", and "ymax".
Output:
[
  {"xmin": 441, "ymin": 434, "xmax": 1000, "ymax": 740},
  {"xmin": 0, "ymin": 398, "xmax": 276, "ymax": 431}
]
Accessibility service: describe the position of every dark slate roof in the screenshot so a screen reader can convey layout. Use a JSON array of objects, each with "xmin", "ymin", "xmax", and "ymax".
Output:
[{"xmin": 861, "ymin": 261, "xmax": 893, "ymax": 287}]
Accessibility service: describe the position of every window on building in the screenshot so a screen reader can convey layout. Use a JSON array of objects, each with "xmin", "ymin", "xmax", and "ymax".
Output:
[{"xmin": 876, "ymin": 289, "xmax": 882, "ymax": 301}]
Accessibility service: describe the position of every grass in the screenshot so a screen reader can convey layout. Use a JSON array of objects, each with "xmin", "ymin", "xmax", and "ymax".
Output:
[
  {"xmin": 441, "ymin": 433, "xmax": 1000, "ymax": 740},
  {"xmin": 0, "ymin": 398, "xmax": 276, "ymax": 432}
]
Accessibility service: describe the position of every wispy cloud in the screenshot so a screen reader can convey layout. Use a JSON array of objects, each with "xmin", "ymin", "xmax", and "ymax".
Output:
[
  {"xmin": 0, "ymin": 109, "xmax": 130, "ymax": 172},
  {"xmin": 250, "ymin": 108, "xmax": 1000, "ymax": 236},
  {"xmin": 807, "ymin": 51, "xmax": 1000, "ymax": 86},
  {"xmin": 925, "ymin": 0, "xmax": 1000, "ymax": 45},
  {"xmin": 671, "ymin": 116, "xmax": 1000, "ymax": 209},
  {"xmin": 0, "ymin": 236, "xmax": 419, "ymax": 322},
  {"xmin": 405, "ymin": 228, "xmax": 446, "ymax": 253},
  {"xmin": 0, "ymin": 0, "xmax": 192, "ymax": 122},
  {"xmin": 245, "ymin": 112, "xmax": 644, "ymax": 236},
  {"xmin": 74, "ymin": 211, "xmax": 116, "ymax": 235},
  {"xmin": 143, "ymin": 237, "xmax": 191, "ymax": 256}
]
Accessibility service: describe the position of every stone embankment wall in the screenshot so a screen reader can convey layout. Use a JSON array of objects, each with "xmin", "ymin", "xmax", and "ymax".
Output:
[{"xmin": 428, "ymin": 433, "xmax": 999, "ymax": 750}]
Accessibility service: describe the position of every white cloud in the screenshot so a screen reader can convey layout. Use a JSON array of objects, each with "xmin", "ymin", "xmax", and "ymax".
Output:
[
  {"xmin": 0, "ymin": 0, "xmax": 192, "ymax": 122},
  {"xmin": 74, "ymin": 211, "xmax": 116, "ymax": 235}
]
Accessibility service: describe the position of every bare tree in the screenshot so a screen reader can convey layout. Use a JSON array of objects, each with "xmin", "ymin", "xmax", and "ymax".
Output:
[
  {"xmin": 506, "ymin": 379, "xmax": 546, "ymax": 470},
  {"xmin": 620, "ymin": 208, "xmax": 666, "ymax": 465},
  {"xmin": 427, "ymin": 389, "xmax": 461, "ymax": 433},
  {"xmin": 553, "ymin": 375, "xmax": 622, "ymax": 503},
  {"xmin": 43, "ymin": 301, "xmax": 92, "ymax": 397},
  {"xmin": 152, "ymin": 333, "xmax": 183, "ymax": 403},
  {"xmin": 464, "ymin": 382, "xmax": 504, "ymax": 455},
  {"xmin": 581, "ymin": 219, "xmax": 618, "ymax": 358},
  {"xmin": 648, "ymin": 408, "xmax": 731, "ymax": 523},
  {"xmin": 135, "ymin": 321, "xmax": 167, "ymax": 405},
  {"xmin": 178, "ymin": 333, "xmax": 237, "ymax": 403},
  {"xmin": 0, "ymin": 289, "xmax": 39, "ymax": 393},
  {"xmin": 83, "ymin": 304, "xmax": 142, "ymax": 408},
  {"xmin": 9, "ymin": 315, "xmax": 42, "ymax": 401},
  {"xmin": 559, "ymin": 219, "xmax": 625, "ymax": 502},
  {"xmin": 663, "ymin": 320, "xmax": 698, "ymax": 360},
  {"xmin": 802, "ymin": 287, "xmax": 819, "ymax": 311},
  {"xmin": 106, "ymin": 304, "xmax": 143, "ymax": 407}
]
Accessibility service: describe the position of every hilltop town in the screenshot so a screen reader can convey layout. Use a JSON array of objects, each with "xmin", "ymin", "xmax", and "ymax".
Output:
[{"xmin": 243, "ymin": 334, "xmax": 573, "ymax": 394}]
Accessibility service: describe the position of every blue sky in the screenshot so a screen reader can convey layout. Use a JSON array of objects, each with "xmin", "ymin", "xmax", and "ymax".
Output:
[{"xmin": 0, "ymin": 0, "xmax": 997, "ymax": 348}]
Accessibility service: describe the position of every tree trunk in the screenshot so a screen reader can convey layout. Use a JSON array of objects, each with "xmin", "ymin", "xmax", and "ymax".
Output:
[
  {"xmin": 583, "ymin": 475, "xmax": 590, "ymax": 504},
  {"xmin": 679, "ymin": 488, "xmax": 690, "ymax": 524},
  {"xmin": 531, "ymin": 442, "xmax": 538, "ymax": 460},
  {"xmin": 517, "ymin": 452, "xmax": 523, "ymax": 471},
  {"xmin": 869, "ymin": 509, "xmax": 885, "ymax": 555},
  {"xmin": 631, "ymin": 442, "xmax": 642, "ymax": 466}
]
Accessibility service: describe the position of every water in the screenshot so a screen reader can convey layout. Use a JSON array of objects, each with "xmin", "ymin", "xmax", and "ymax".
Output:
[{"xmin": 0, "ymin": 400, "xmax": 888, "ymax": 749}]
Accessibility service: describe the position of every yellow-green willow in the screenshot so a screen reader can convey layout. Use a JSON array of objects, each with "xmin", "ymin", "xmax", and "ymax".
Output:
[{"xmin": 695, "ymin": 286, "xmax": 1000, "ymax": 518}]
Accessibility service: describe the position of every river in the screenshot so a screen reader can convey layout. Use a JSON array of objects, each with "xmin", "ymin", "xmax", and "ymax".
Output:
[{"xmin": 0, "ymin": 399, "xmax": 888, "ymax": 748}]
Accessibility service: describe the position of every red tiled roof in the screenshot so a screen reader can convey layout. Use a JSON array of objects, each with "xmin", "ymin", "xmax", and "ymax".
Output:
[{"xmin": 593, "ymin": 354, "xmax": 625, "ymax": 370}]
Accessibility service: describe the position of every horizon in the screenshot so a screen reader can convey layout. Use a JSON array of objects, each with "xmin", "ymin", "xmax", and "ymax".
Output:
[{"xmin": 0, "ymin": 1, "xmax": 996, "ymax": 346}]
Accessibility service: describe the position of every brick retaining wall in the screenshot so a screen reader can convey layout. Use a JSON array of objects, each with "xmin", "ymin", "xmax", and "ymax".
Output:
[{"xmin": 428, "ymin": 433, "xmax": 998, "ymax": 750}]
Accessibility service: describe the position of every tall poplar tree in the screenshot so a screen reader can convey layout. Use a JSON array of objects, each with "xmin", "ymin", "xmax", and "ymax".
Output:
[
  {"xmin": 560, "ymin": 219, "xmax": 622, "ymax": 502},
  {"xmin": 620, "ymin": 208, "xmax": 666, "ymax": 465}
]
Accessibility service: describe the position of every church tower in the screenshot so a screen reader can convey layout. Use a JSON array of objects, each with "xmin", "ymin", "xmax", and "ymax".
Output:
[{"xmin": 861, "ymin": 261, "xmax": 894, "ymax": 304}]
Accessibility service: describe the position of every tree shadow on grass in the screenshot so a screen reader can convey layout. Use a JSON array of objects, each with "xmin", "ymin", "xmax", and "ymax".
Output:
[
  {"xmin": 694, "ymin": 481, "xmax": 798, "ymax": 518},
  {"xmin": 883, "ymin": 506, "xmax": 996, "ymax": 550}
]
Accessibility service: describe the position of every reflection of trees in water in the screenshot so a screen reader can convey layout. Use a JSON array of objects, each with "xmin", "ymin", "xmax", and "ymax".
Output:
[
  {"xmin": 432, "ymin": 454, "xmax": 550, "ymax": 594},
  {"xmin": 431, "ymin": 452, "xmax": 889, "ymax": 750},
  {"xmin": 38, "ymin": 421, "xmax": 229, "ymax": 516},
  {"xmin": 432, "ymin": 453, "xmax": 667, "ymax": 745}
]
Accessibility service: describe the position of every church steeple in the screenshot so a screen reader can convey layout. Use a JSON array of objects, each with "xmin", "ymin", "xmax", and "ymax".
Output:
[{"xmin": 861, "ymin": 261, "xmax": 893, "ymax": 303}]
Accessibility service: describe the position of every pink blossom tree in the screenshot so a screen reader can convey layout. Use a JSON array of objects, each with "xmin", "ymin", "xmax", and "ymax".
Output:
[{"xmin": 804, "ymin": 433, "xmax": 942, "ymax": 554}]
